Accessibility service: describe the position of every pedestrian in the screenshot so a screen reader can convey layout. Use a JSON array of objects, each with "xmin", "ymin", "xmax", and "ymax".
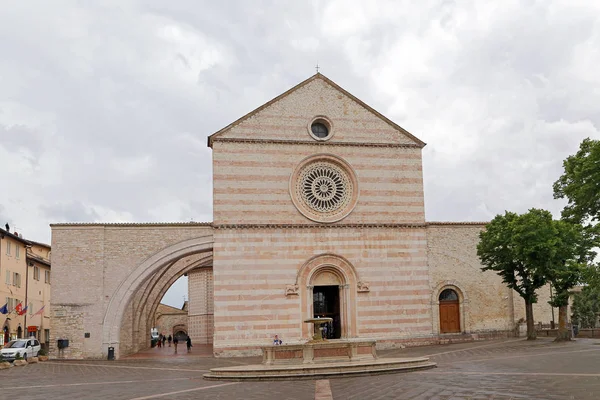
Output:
[
  {"xmin": 168, "ymin": 335, "xmax": 172, "ymax": 347},
  {"xmin": 186, "ymin": 336, "xmax": 192, "ymax": 353},
  {"xmin": 173, "ymin": 336, "xmax": 179, "ymax": 354},
  {"xmin": 157, "ymin": 334, "xmax": 162, "ymax": 348},
  {"xmin": 162, "ymin": 335, "xmax": 166, "ymax": 348}
]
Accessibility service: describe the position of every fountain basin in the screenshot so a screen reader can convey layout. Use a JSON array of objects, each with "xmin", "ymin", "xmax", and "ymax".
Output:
[
  {"xmin": 204, "ymin": 338, "xmax": 436, "ymax": 380},
  {"xmin": 263, "ymin": 339, "xmax": 376, "ymax": 365}
]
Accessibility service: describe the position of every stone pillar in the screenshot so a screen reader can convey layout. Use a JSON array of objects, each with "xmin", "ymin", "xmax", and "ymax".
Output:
[{"xmin": 187, "ymin": 268, "xmax": 214, "ymax": 344}]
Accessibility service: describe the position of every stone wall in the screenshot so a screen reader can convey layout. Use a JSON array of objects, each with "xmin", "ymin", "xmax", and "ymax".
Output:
[
  {"xmin": 50, "ymin": 223, "xmax": 213, "ymax": 359},
  {"xmin": 155, "ymin": 304, "xmax": 187, "ymax": 337},
  {"xmin": 212, "ymin": 226, "xmax": 431, "ymax": 356},
  {"xmin": 427, "ymin": 223, "xmax": 554, "ymax": 336},
  {"xmin": 187, "ymin": 268, "xmax": 214, "ymax": 344}
]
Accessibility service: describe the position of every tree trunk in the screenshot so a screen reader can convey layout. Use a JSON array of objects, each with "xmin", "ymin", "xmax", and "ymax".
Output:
[
  {"xmin": 525, "ymin": 300, "xmax": 537, "ymax": 340},
  {"xmin": 554, "ymin": 305, "xmax": 571, "ymax": 342}
]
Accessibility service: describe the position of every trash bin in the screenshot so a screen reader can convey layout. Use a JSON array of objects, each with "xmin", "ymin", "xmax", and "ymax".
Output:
[
  {"xmin": 107, "ymin": 346, "xmax": 115, "ymax": 360},
  {"xmin": 151, "ymin": 338, "xmax": 157, "ymax": 348}
]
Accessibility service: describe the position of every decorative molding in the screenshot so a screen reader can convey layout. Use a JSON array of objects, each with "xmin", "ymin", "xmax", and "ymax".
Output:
[
  {"xmin": 211, "ymin": 137, "xmax": 422, "ymax": 149},
  {"xmin": 51, "ymin": 222, "xmax": 212, "ymax": 228},
  {"xmin": 214, "ymin": 223, "xmax": 427, "ymax": 230},
  {"xmin": 285, "ymin": 284, "xmax": 299, "ymax": 296},
  {"xmin": 52, "ymin": 221, "xmax": 486, "ymax": 229},
  {"xmin": 357, "ymin": 281, "xmax": 370, "ymax": 293}
]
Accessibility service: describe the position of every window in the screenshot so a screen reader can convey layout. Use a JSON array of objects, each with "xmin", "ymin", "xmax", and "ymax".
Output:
[
  {"xmin": 33, "ymin": 266, "xmax": 40, "ymax": 281},
  {"xmin": 308, "ymin": 116, "xmax": 334, "ymax": 141},
  {"xmin": 44, "ymin": 329, "xmax": 50, "ymax": 343},
  {"xmin": 13, "ymin": 272, "xmax": 21, "ymax": 287},
  {"xmin": 5, "ymin": 270, "xmax": 10, "ymax": 285},
  {"xmin": 15, "ymin": 245, "xmax": 20, "ymax": 259},
  {"xmin": 311, "ymin": 122, "xmax": 329, "ymax": 138},
  {"xmin": 439, "ymin": 288, "xmax": 459, "ymax": 302},
  {"xmin": 29, "ymin": 302, "xmax": 33, "ymax": 316},
  {"xmin": 6, "ymin": 241, "xmax": 11, "ymax": 256},
  {"xmin": 45, "ymin": 270, "xmax": 51, "ymax": 284}
]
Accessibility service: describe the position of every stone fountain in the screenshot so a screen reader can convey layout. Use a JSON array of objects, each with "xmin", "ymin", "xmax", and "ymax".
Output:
[
  {"xmin": 204, "ymin": 318, "xmax": 436, "ymax": 380},
  {"xmin": 304, "ymin": 317, "xmax": 333, "ymax": 342}
]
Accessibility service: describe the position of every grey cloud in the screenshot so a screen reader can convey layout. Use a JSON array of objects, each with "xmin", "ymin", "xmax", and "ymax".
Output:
[{"xmin": 1, "ymin": 1, "xmax": 600, "ymax": 306}]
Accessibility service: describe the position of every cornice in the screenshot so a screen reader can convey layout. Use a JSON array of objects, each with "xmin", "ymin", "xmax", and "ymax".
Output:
[
  {"xmin": 211, "ymin": 137, "xmax": 422, "ymax": 149},
  {"xmin": 426, "ymin": 221, "xmax": 488, "ymax": 226},
  {"xmin": 50, "ymin": 222, "xmax": 213, "ymax": 228},
  {"xmin": 213, "ymin": 223, "xmax": 427, "ymax": 230}
]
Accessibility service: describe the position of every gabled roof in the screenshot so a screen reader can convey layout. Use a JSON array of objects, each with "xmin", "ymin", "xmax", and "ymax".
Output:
[
  {"xmin": 0, "ymin": 227, "xmax": 31, "ymax": 246},
  {"xmin": 207, "ymin": 73, "xmax": 426, "ymax": 148}
]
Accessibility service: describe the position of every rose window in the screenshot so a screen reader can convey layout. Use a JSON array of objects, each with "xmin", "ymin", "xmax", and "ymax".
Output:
[
  {"xmin": 290, "ymin": 155, "xmax": 358, "ymax": 223},
  {"xmin": 299, "ymin": 163, "xmax": 351, "ymax": 213}
]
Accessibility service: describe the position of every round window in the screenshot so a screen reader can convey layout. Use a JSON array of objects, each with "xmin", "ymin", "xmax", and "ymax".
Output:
[
  {"xmin": 308, "ymin": 117, "xmax": 333, "ymax": 141},
  {"xmin": 289, "ymin": 154, "xmax": 358, "ymax": 223},
  {"xmin": 311, "ymin": 122, "xmax": 329, "ymax": 138}
]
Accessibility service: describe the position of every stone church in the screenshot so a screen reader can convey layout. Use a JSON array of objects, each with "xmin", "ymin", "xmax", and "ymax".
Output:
[{"xmin": 50, "ymin": 74, "xmax": 553, "ymax": 359}]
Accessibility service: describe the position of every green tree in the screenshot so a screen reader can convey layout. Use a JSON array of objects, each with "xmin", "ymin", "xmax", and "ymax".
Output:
[
  {"xmin": 553, "ymin": 138, "xmax": 600, "ymax": 224},
  {"xmin": 547, "ymin": 222, "xmax": 597, "ymax": 341},
  {"xmin": 571, "ymin": 285, "xmax": 600, "ymax": 329},
  {"xmin": 477, "ymin": 209, "xmax": 557, "ymax": 340}
]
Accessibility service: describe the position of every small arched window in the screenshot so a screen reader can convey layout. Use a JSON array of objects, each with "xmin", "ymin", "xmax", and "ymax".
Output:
[{"xmin": 439, "ymin": 288, "xmax": 458, "ymax": 302}]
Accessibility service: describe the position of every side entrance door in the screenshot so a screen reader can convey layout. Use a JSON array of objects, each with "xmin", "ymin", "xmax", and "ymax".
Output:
[{"xmin": 439, "ymin": 289, "xmax": 460, "ymax": 333}]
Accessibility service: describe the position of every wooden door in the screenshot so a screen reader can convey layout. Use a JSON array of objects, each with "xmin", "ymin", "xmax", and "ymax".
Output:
[{"xmin": 439, "ymin": 302, "xmax": 460, "ymax": 333}]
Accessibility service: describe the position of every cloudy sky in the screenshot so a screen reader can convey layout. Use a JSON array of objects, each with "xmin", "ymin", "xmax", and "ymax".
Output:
[{"xmin": 1, "ymin": 0, "xmax": 599, "ymax": 307}]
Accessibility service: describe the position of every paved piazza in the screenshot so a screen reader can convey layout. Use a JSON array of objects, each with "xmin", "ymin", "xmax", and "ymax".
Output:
[{"xmin": 2, "ymin": 338, "xmax": 599, "ymax": 399}]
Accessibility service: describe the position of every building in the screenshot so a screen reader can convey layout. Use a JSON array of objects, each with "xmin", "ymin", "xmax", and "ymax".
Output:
[
  {"xmin": 153, "ymin": 303, "xmax": 188, "ymax": 341},
  {"xmin": 25, "ymin": 241, "xmax": 52, "ymax": 347},
  {"xmin": 49, "ymin": 73, "xmax": 554, "ymax": 360},
  {"xmin": 1, "ymin": 226, "xmax": 51, "ymax": 347}
]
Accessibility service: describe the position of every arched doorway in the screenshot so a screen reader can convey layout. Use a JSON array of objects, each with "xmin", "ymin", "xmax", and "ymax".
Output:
[
  {"xmin": 439, "ymin": 289, "xmax": 460, "ymax": 333},
  {"xmin": 17, "ymin": 325, "xmax": 22, "ymax": 339},
  {"xmin": 297, "ymin": 254, "xmax": 360, "ymax": 340},
  {"xmin": 3, "ymin": 325, "xmax": 9, "ymax": 344},
  {"xmin": 312, "ymin": 271, "xmax": 342, "ymax": 339}
]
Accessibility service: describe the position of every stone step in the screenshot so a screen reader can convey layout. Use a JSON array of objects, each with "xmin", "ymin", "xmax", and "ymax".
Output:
[{"xmin": 204, "ymin": 357, "xmax": 436, "ymax": 381}]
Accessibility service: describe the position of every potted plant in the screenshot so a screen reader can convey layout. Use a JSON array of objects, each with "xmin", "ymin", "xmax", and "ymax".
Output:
[
  {"xmin": 13, "ymin": 352, "xmax": 27, "ymax": 366},
  {"xmin": 0, "ymin": 353, "xmax": 11, "ymax": 369},
  {"xmin": 38, "ymin": 348, "xmax": 49, "ymax": 362}
]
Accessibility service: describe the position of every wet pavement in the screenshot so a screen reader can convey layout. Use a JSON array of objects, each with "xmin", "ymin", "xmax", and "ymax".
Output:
[{"xmin": 1, "ymin": 338, "xmax": 599, "ymax": 399}]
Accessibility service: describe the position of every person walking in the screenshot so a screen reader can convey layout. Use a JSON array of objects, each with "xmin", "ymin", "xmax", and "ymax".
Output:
[
  {"xmin": 186, "ymin": 336, "xmax": 192, "ymax": 353},
  {"xmin": 168, "ymin": 335, "xmax": 172, "ymax": 347},
  {"xmin": 173, "ymin": 335, "xmax": 179, "ymax": 354},
  {"xmin": 157, "ymin": 334, "xmax": 162, "ymax": 348},
  {"xmin": 162, "ymin": 334, "xmax": 166, "ymax": 348}
]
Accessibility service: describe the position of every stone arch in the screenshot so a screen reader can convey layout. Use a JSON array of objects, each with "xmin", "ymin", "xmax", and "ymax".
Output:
[
  {"xmin": 121, "ymin": 254, "xmax": 212, "ymax": 355},
  {"xmin": 296, "ymin": 254, "xmax": 360, "ymax": 339},
  {"xmin": 103, "ymin": 235, "xmax": 213, "ymax": 359},
  {"xmin": 431, "ymin": 280, "xmax": 470, "ymax": 335}
]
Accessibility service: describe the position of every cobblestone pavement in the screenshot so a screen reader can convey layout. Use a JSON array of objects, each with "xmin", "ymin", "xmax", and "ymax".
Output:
[{"xmin": 1, "ymin": 338, "xmax": 599, "ymax": 399}]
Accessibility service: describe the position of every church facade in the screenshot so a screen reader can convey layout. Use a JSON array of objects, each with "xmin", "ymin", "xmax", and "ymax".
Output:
[{"xmin": 49, "ymin": 74, "xmax": 552, "ymax": 359}]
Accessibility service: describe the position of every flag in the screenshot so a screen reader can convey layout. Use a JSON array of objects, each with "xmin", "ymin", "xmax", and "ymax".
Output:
[
  {"xmin": 33, "ymin": 306, "xmax": 45, "ymax": 317},
  {"xmin": 15, "ymin": 303, "xmax": 23, "ymax": 315},
  {"xmin": 0, "ymin": 304, "xmax": 7, "ymax": 314},
  {"xmin": 18, "ymin": 305, "xmax": 28, "ymax": 316}
]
